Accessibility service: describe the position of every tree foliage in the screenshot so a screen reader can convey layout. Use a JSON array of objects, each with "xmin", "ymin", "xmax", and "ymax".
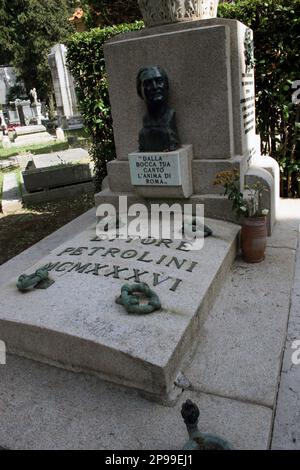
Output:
[
  {"xmin": 0, "ymin": 0, "xmax": 77, "ymax": 101},
  {"xmin": 68, "ymin": 0, "xmax": 300, "ymax": 197},
  {"xmin": 0, "ymin": 0, "xmax": 15, "ymax": 65},
  {"xmin": 78, "ymin": 0, "xmax": 236, "ymax": 28}
]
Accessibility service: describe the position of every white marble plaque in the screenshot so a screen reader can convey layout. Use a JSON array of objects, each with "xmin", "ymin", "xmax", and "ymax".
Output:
[{"xmin": 129, "ymin": 153, "xmax": 181, "ymax": 186}]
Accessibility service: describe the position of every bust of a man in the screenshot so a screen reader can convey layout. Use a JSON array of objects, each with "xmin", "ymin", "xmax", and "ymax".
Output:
[{"xmin": 137, "ymin": 66, "xmax": 180, "ymax": 152}]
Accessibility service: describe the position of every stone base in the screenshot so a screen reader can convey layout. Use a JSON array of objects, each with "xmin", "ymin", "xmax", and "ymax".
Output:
[
  {"xmin": 0, "ymin": 218, "xmax": 240, "ymax": 403},
  {"xmin": 22, "ymin": 163, "xmax": 92, "ymax": 192},
  {"xmin": 1, "ymin": 136, "xmax": 12, "ymax": 148},
  {"xmin": 0, "ymin": 201, "xmax": 298, "ymax": 449}
]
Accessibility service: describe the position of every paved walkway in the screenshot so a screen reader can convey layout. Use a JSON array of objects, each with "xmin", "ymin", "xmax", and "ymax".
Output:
[
  {"xmin": 272, "ymin": 204, "xmax": 300, "ymax": 449},
  {"xmin": 0, "ymin": 201, "xmax": 299, "ymax": 449},
  {"xmin": 1, "ymin": 172, "xmax": 22, "ymax": 214}
]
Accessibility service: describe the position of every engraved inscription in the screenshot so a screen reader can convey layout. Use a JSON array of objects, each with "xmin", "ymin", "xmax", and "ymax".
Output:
[{"xmin": 46, "ymin": 240, "xmax": 201, "ymax": 293}]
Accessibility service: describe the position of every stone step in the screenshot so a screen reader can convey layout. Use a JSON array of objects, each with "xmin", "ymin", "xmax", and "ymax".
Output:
[
  {"xmin": 22, "ymin": 181, "xmax": 94, "ymax": 205},
  {"xmin": 0, "ymin": 157, "xmax": 18, "ymax": 170},
  {"xmin": 94, "ymin": 188, "xmax": 236, "ymax": 224}
]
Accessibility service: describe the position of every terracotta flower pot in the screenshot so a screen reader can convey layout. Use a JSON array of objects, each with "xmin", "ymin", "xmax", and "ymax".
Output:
[
  {"xmin": 241, "ymin": 216, "xmax": 267, "ymax": 263},
  {"xmin": 138, "ymin": 0, "xmax": 219, "ymax": 28}
]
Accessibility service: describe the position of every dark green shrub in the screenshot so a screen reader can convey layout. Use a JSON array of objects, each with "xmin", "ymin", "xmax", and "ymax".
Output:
[
  {"xmin": 67, "ymin": 21, "xmax": 143, "ymax": 189},
  {"xmin": 80, "ymin": 0, "xmax": 141, "ymax": 28},
  {"xmin": 219, "ymin": 0, "xmax": 300, "ymax": 197}
]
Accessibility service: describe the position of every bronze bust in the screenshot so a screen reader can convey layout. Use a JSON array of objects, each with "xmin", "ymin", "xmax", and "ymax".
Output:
[{"xmin": 137, "ymin": 66, "xmax": 181, "ymax": 152}]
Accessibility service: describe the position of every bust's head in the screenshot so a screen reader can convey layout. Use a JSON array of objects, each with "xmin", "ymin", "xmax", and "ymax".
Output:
[{"xmin": 137, "ymin": 66, "xmax": 169, "ymax": 106}]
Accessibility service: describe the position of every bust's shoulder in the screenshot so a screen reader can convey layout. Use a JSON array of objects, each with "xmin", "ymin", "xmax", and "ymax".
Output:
[{"xmin": 161, "ymin": 107, "xmax": 176, "ymax": 125}]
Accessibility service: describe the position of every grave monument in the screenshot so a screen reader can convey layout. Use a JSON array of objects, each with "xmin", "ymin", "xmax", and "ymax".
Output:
[
  {"xmin": 129, "ymin": 65, "xmax": 193, "ymax": 199},
  {"xmin": 0, "ymin": 12, "xmax": 279, "ymax": 403},
  {"xmin": 12, "ymin": 124, "xmax": 54, "ymax": 147}
]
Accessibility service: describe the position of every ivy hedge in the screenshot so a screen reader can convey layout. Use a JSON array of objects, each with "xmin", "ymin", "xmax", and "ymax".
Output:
[
  {"xmin": 67, "ymin": 21, "xmax": 144, "ymax": 189},
  {"xmin": 68, "ymin": 0, "xmax": 300, "ymax": 196}
]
